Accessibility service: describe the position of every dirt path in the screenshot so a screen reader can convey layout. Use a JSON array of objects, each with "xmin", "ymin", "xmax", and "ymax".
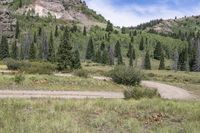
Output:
[
  {"xmin": 0, "ymin": 90, "xmax": 124, "ymax": 99},
  {"xmin": 141, "ymin": 81, "xmax": 196, "ymax": 100}
]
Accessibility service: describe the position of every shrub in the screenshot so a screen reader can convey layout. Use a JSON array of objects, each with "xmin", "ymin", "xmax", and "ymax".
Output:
[
  {"xmin": 109, "ymin": 66, "xmax": 143, "ymax": 86},
  {"xmin": 14, "ymin": 74, "xmax": 25, "ymax": 84},
  {"xmin": 3, "ymin": 58, "xmax": 30, "ymax": 70},
  {"xmin": 74, "ymin": 69, "xmax": 89, "ymax": 78},
  {"xmin": 21, "ymin": 62, "xmax": 56, "ymax": 74},
  {"xmin": 124, "ymin": 87, "xmax": 160, "ymax": 100}
]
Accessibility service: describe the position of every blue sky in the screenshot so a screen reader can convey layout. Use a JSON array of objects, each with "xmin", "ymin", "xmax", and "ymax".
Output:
[{"xmin": 85, "ymin": 0, "xmax": 200, "ymax": 27}]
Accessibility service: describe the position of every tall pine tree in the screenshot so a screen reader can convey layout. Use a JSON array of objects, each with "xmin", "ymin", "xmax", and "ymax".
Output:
[
  {"xmin": 106, "ymin": 20, "xmax": 113, "ymax": 32},
  {"xmin": 57, "ymin": 27, "xmax": 73, "ymax": 70},
  {"xmin": 83, "ymin": 26, "xmax": 87, "ymax": 36},
  {"xmin": 55, "ymin": 25, "xmax": 59, "ymax": 37},
  {"xmin": 29, "ymin": 43, "xmax": 36, "ymax": 60},
  {"xmin": 48, "ymin": 31, "xmax": 55, "ymax": 62},
  {"xmin": 72, "ymin": 50, "xmax": 81, "ymax": 69},
  {"xmin": 154, "ymin": 41, "xmax": 162, "ymax": 60},
  {"xmin": 15, "ymin": 20, "xmax": 20, "ymax": 39},
  {"xmin": 159, "ymin": 49, "xmax": 165, "ymax": 70},
  {"xmin": 85, "ymin": 37, "xmax": 95, "ymax": 60},
  {"xmin": 0, "ymin": 36, "xmax": 9, "ymax": 60},
  {"xmin": 139, "ymin": 37, "xmax": 144, "ymax": 51},
  {"xmin": 11, "ymin": 41, "xmax": 18, "ymax": 59},
  {"xmin": 144, "ymin": 51, "xmax": 151, "ymax": 70}
]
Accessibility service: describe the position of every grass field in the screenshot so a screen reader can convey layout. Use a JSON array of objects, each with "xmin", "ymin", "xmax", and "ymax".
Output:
[{"xmin": 0, "ymin": 98, "xmax": 199, "ymax": 133}]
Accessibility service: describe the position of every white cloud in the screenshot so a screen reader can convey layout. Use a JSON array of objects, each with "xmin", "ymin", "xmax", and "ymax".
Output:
[{"xmin": 85, "ymin": 0, "xmax": 200, "ymax": 27}]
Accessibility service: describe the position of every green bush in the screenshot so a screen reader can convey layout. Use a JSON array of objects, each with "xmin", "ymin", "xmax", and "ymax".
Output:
[
  {"xmin": 109, "ymin": 66, "xmax": 143, "ymax": 86},
  {"xmin": 124, "ymin": 87, "xmax": 160, "ymax": 100},
  {"xmin": 14, "ymin": 74, "xmax": 25, "ymax": 84},
  {"xmin": 3, "ymin": 58, "xmax": 30, "ymax": 70},
  {"xmin": 21, "ymin": 62, "xmax": 56, "ymax": 74},
  {"xmin": 74, "ymin": 69, "xmax": 89, "ymax": 78}
]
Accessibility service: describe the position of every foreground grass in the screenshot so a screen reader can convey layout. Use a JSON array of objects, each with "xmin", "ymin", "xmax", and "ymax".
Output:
[
  {"xmin": 0, "ymin": 99, "xmax": 199, "ymax": 133},
  {"xmin": 0, "ymin": 74, "xmax": 125, "ymax": 91}
]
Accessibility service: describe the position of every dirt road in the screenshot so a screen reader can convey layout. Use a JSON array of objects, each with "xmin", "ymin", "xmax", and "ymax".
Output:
[{"xmin": 141, "ymin": 81, "xmax": 196, "ymax": 100}]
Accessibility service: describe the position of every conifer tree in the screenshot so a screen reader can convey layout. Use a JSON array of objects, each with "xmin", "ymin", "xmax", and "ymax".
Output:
[
  {"xmin": 121, "ymin": 27, "xmax": 126, "ymax": 34},
  {"xmin": 33, "ymin": 31, "xmax": 37, "ymax": 43},
  {"xmin": 0, "ymin": 36, "xmax": 9, "ymax": 60},
  {"xmin": 55, "ymin": 25, "xmax": 58, "ymax": 37},
  {"xmin": 159, "ymin": 49, "xmax": 165, "ymax": 70},
  {"xmin": 57, "ymin": 27, "xmax": 73, "ymax": 70},
  {"xmin": 114, "ymin": 41, "xmax": 120, "ymax": 57},
  {"xmin": 129, "ymin": 44, "xmax": 133, "ymax": 66},
  {"xmin": 48, "ymin": 31, "xmax": 55, "ymax": 62},
  {"xmin": 115, "ymin": 42, "xmax": 123, "ymax": 65},
  {"xmin": 108, "ymin": 46, "xmax": 114, "ymax": 65},
  {"xmin": 11, "ymin": 41, "xmax": 18, "ymax": 59},
  {"xmin": 83, "ymin": 26, "xmax": 87, "ymax": 36},
  {"xmin": 139, "ymin": 37, "xmax": 144, "ymax": 51},
  {"xmin": 154, "ymin": 41, "xmax": 162, "ymax": 60},
  {"xmin": 72, "ymin": 50, "xmax": 81, "ymax": 69},
  {"xmin": 19, "ymin": 0, "xmax": 22, "ymax": 8},
  {"xmin": 127, "ymin": 43, "xmax": 132, "ymax": 58},
  {"xmin": 85, "ymin": 37, "xmax": 95, "ymax": 60},
  {"xmin": 144, "ymin": 51, "xmax": 151, "ymax": 70},
  {"xmin": 15, "ymin": 20, "xmax": 20, "ymax": 39},
  {"xmin": 100, "ymin": 42, "xmax": 105, "ymax": 51},
  {"xmin": 29, "ymin": 43, "xmax": 36, "ymax": 60},
  {"xmin": 102, "ymin": 49, "xmax": 109, "ymax": 64},
  {"xmin": 95, "ymin": 49, "xmax": 102, "ymax": 63},
  {"xmin": 20, "ymin": 45, "xmax": 24, "ymax": 60},
  {"xmin": 193, "ymin": 39, "xmax": 200, "ymax": 71},
  {"xmin": 106, "ymin": 20, "xmax": 113, "ymax": 32},
  {"xmin": 132, "ymin": 47, "xmax": 136, "ymax": 60}
]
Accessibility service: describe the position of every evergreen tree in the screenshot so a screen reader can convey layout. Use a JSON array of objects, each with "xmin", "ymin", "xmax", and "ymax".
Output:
[
  {"xmin": 178, "ymin": 48, "xmax": 188, "ymax": 71},
  {"xmin": 106, "ymin": 20, "xmax": 113, "ymax": 32},
  {"xmin": 19, "ymin": 0, "xmax": 22, "ymax": 8},
  {"xmin": 172, "ymin": 49, "xmax": 179, "ymax": 71},
  {"xmin": 144, "ymin": 51, "xmax": 151, "ymax": 70},
  {"xmin": 33, "ymin": 31, "xmax": 37, "ymax": 43},
  {"xmin": 15, "ymin": 20, "xmax": 20, "ymax": 39},
  {"xmin": 154, "ymin": 41, "xmax": 162, "ymax": 60},
  {"xmin": 159, "ymin": 49, "xmax": 165, "ymax": 70},
  {"xmin": 47, "ymin": 31, "xmax": 55, "ymax": 62},
  {"xmin": 193, "ymin": 39, "xmax": 200, "ymax": 71},
  {"xmin": 131, "ymin": 36, "xmax": 134, "ymax": 43},
  {"xmin": 20, "ymin": 44, "xmax": 24, "ymax": 60},
  {"xmin": 57, "ymin": 27, "xmax": 73, "ymax": 70},
  {"xmin": 55, "ymin": 25, "xmax": 59, "ymax": 37},
  {"xmin": 29, "ymin": 43, "xmax": 36, "ymax": 60},
  {"xmin": 38, "ymin": 27, "xmax": 42, "ymax": 36},
  {"xmin": 127, "ymin": 43, "xmax": 132, "ymax": 58},
  {"xmin": 11, "ymin": 41, "xmax": 18, "ymax": 59},
  {"xmin": 100, "ymin": 42, "xmax": 105, "ymax": 51},
  {"xmin": 129, "ymin": 44, "xmax": 133, "ymax": 66},
  {"xmin": 139, "ymin": 37, "xmax": 144, "ymax": 51},
  {"xmin": 85, "ymin": 37, "xmax": 95, "ymax": 60},
  {"xmin": 72, "ymin": 50, "xmax": 81, "ymax": 69},
  {"xmin": 117, "ymin": 49, "xmax": 123, "ymax": 65},
  {"xmin": 108, "ymin": 46, "xmax": 114, "ymax": 65},
  {"xmin": 121, "ymin": 27, "xmax": 126, "ymax": 34},
  {"xmin": 83, "ymin": 26, "xmax": 87, "ymax": 36},
  {"xmin": 95, "ymin": 49, "xmax": 102, "ymax": 63},
  {"xmin": 102, "ymin": 49, "xmax": 109, "ymax": 64},
  {"xmin": 132, "ymin": 47, "xmax": 136, "ymax": 60},
  {"xmin": 0, "ymin": 36, "xmax": 9, "ymax": 60},
  {"xmin": 114, "ymin": 41, "xmax": 120, "ymax": 57}
]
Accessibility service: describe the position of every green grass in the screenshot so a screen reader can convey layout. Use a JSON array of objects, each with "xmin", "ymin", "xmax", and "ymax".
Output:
[
  {"xmin": 0, "ymin": 98, "xmax": 199, "ymax": 133},
  {"xmin": 0, "ymin": 74, "xmax": 125, "ymax": 92}
]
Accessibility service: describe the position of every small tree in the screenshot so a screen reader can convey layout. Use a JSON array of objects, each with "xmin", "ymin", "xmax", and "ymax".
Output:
[
  {"xmin": 102, "ymin": 49, "xmax": 109, "ymax": 64},
  {"xmin": 72, "ymin": 50, "xmax": 81, "ymax": 69},
  {"xmin": 15, "ymin": 20, "xmax": 20, "ymax": 39},
  {"xmin": 11, "ymin": 41, "xmax": 18, "ymax": 59},
  {"xmin": 85, "ymin": 37, "xmax": 95, "ymax": 60},
  {"xmin": 57, "ymin": 27, "xmax": 73, "ymax": 70},
  {"xmin": 55, "ymin": 25, "xmax": 59, "ymax": 37},
  {"xmin": 144, "ymin": 51, "xmax": 151, "ymax": 70},
  {"xmin": 106, "ymin": 20, "xmax": 113, "ymax": 32},
  {"xmin": 154, "ymin": 41, "xmax": 162, "ymax": 60},
  {"xmin": 48, "ymin": 31, "xmax": 56, "ymax": 62},
  {"xmin": 83, "ymin": 26, "xmax": 87, "ymax": 36},
  {"xmin": 139, "ymin": 37, "xmax": 144, "ymax": 51},
  {"xmin": 159, "ymin": 50, "xmax": 165, "ymax": 70},
  {"xmin": 0, "ymin": 36, "xmax": 9, "ymax": 60},
  {"xmin": 29, "ymin": 43, "xmax": 36, "ymax": 60}
]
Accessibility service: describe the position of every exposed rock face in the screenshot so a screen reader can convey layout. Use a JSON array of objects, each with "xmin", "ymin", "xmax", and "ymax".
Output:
[
  {"xmin": 18, "ymin": 0, "xmax": 103, "ymax": 26},
  {"xmin": 0, "ymin": 8, "xmax": 16, "ymax": 38}
]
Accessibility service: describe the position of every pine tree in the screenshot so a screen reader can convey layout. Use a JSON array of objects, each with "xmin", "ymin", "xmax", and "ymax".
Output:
[
  {"xmin": 132, "ymin": 47, "xmax": 136, "ymax": 60},
  {"xmin": 172, "ymin": 49, "xmax": 179, "ymax": 71},
  {"xmin": 102, "ymin": 49, "xmax": 109, "ymax": 64},
  {"xmin": 20, "ymin": 44, "xmax": 24, "ymax": 60},
  {"xmin": 29, "ymin": 43, "xmax": 36, "ymax": 60},
  {"xmin": 144, "ymin": 51, "xmax": 151, "ymax": 70},
  {"xmin": 193, "ymin": 39, "xmax": 200, "ymax": 71},
  {"xmin": 95, "ymin": 49, "xmax": 102, "ymax": 63},
  {"xmin": 19, "ymin": 0, "xmax": 22, "ymax": 8},
  {"xmin": 83, "ymin": 26, "xmax": 87, "ymax": 36},
  {"xmin": 178, "ymin": 48, "xmax": 188, "ymax": 71},
  {"xmin": 159, "ymin": 49, "xmax": 165, "ymax": 70},
  {"xmin": 85, "ymin": 37, "xmax": 95, "ymax": 60},
  {"xmin": 0, "ymin": 36, "xmax": 9, "ymax": 60},
  {"xmin": 72, "ymin": 50, "xmax": 81, "ymax": 69},
  {"xmin": 154, "ymin": 41, "xmax": 162, "ymax": 60},
  {"xmin": 55, "ymin": 25, "xmax": 59, "ymax": 37},
  {"xmin": 117, "ymin": 50, "xmax": 123, "ymax": 65},
  {"xmin": 47, "ymin": 31, "xmax": 55, "ymax": 62},
  {"xmin": 114, "ymin": 41, "xmax": 120, "ymax": 57},
  {"xmin": 15, "ymin": 20, "xmax": 20, "ymax": 39},
  {"xmin": 127, "ymin": 43, "xmax": 132, "ymax": 58},
  {"xmin": 33, "ymin": 31, "xmax": 37, "ymax": 43},
  {"xmin": 106, "ymin": 20, "xmax": 113, "ymax": 32},
  {"xmin": 57, "ymin": 27, "xmax": 73, "ymax": 70},
  {"xmin": 108, "ymin": 46, "xmax": 114, "ymax": 65},
  {"xmin": 121, "ymin": 27, "xmax": 126, "ymax": 34},
  {"xmin": 129, "ymin": 44, "xmax": 133, "ymax": 66},
  {"xmin": 11, "ymin": 41, "xmax": 18, "ymax": 59},
  {"xmin": 139, "ymin": 37, "xmax": 144, "ymax": 51},
  {"xmin": 38, "ymin": 27, "xmax": 42, "ymax": 36},
  {"xmin": 100, "ymin": 42, "xmax": 105, "ymax": 51}
]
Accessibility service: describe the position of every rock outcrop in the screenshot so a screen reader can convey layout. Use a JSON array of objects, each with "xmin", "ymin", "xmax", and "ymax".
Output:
[{"xmin": 0, "ymin": 8, "xmax": 16, "ymax": 38}]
